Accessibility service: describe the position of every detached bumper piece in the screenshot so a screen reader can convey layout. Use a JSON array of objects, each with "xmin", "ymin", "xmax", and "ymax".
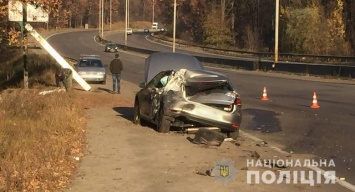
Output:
[{"xmin": 192, "ymin": 128, "xmax": 226, "ymax": 146}]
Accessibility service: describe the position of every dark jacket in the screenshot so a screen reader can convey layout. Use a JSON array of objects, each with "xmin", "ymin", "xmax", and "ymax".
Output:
[{"xmin": 110, "ymin": 58, "xmax": 123, "ymax": 74}]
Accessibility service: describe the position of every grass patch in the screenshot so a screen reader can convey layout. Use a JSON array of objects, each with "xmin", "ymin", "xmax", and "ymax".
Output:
[
  {"xmin": 0, "ymin": 53, "xmax": 64, "ymax": 91},
  {"xmin": 0, "ymin": 53, "xmax": 86, "ymax": 191},
  {"xmin": 0, "ymin": 89, "xmax": 86, "ymax": 191}
]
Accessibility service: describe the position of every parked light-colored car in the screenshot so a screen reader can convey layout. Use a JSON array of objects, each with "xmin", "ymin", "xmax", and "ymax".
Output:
[{"xmin": 75, "ymin": 55, "xmax": 106, "ymax": 84}]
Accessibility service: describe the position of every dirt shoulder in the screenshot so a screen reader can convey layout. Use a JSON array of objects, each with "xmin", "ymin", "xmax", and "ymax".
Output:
[{"xmin": 65, "ymin": 79, "xmax": 347, "ymax": 192}]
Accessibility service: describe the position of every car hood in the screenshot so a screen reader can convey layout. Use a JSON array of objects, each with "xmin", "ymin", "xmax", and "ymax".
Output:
[
  {"xmin": 77, "ymin": 67, "xmax": 105, "ymax": 72},
  {"xmin": 144, "ymin": 52, "xmax": 204, "ymax": 83}
]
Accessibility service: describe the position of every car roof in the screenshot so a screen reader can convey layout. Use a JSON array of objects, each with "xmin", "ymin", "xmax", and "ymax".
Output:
[
  {"xmin": 144, "ymin": 52, "xmax": 204, "ymax": 83},
  {"xmin": 79, "ymin": 55, "xmax": 101, "ymax": 60}
]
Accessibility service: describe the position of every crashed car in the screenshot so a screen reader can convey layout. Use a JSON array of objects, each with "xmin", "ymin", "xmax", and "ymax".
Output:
[{"xmin": 133, "ymin": 52, "xmax": 242, "ymax": 139}]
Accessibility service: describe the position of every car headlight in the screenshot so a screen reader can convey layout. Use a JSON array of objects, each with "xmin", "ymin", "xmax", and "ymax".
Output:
[
  {"xmin": 97, "ymin": 72, "xmax": 105, "ymax": 75},
  {"xmin": 78, "ymin": 72, "xmax": 86, "ymax": 75}
]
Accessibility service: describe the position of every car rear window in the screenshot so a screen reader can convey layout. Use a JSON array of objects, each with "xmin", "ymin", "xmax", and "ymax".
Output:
[{"xmin": 79, "ymin": 59, "xmax": 103, "ymax": 67}]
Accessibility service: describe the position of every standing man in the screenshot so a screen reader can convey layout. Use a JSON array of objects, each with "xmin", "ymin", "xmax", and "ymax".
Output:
[{"xmin": 110, "ymin": 53, "xmax": 123, "ymax": 94}]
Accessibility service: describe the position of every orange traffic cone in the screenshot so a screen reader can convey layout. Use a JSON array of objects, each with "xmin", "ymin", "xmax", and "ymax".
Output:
[
  {"xmin": 261, "ymin": 87, "xmax": 269, "ymax": 101},
  {"xmin": 311, "ymin": 92, "xmax": 320, "ymax": 108}
]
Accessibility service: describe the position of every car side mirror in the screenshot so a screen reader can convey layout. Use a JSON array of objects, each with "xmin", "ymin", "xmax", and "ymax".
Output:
[{"xmin": 139, "ymin": 82, "xmax": 146, "ymax": 88}]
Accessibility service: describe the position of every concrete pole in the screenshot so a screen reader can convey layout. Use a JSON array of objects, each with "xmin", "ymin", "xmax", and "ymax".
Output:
[
  {"xmin": 152, "ymin": 0, "xmax": 155, "ymax": 23},
  {"xmin": 25, "ymin": 24, "xmax": 91, "ymax": 91},
  {"xmin": 125, "ymin": 0, "xmax": 128, "ymax": 46},
  {"xmin": 128, "ymin": 0, "xmax": 130, "ymax": 28},
  {"xmin": 101, "ymin": 0, "xmax": 104, "ymax": 37},
  {"xmin": 173, "ymin": 0, "xmax": 176, "ymax": 53},
  {"xmin": 19, "ymin": 2, "xmax": 28, "ymax": 89},
  {"xmin": 99, "ymin": 0, "xmax": 101, "ymax": 36},
  {"xmin": 274, "ymin": 0, "xmax": 279, "ymax": 68}
]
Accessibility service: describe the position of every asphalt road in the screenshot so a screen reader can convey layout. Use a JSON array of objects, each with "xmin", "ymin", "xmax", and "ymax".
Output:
[{"xmin": 47, "ymin": 30, "xmax": 355, "ymax": 187}]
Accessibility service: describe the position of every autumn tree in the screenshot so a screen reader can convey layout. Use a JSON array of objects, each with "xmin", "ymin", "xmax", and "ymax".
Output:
[
  {"xmin": 281, "ymin": 0, "xmax": 351, "ymax": 55},
  {"xmin": 203, "ymin": 3, "xmax": 233, "ymax": 47},
  {"xmin": 1, "ymin": 0, "xmax": 355, "ymax": 57},
  {"xmin": 232, "ymin": 0, "xmax": 274, "ymax": 50},
  {"xmin": 326, "ymin": 0, "xmax": 350, "ymax": 54},
  {"xmin": 282, "ymin": 5, "xmax": 330, "ymax": 54},
  {"xmin": 0, "ymin": 0, "xmax": 62, "ymax": 48},
  {"xmin": 343, "ymin": 0, "xmax": 354, "ymax": 53}
]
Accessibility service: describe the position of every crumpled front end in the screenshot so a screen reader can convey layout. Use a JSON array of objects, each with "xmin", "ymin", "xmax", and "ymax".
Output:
[{"xmin": 160, "ymin": 69, "xmax": 242, "ymax": 132}]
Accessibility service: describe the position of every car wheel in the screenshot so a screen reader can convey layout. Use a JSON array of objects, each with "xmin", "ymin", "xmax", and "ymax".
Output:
[
  {"xmin": 227, "ymin": 130, "xmax": 239, "ymax": 140},
  {"xmin": 157, "ymin": 106, "xmax": 170, "ymax": 133},
  {"xmin": 133, "ymin": 101, "xmax": 141, "ymax": 125},
  {"xmin": 133, "ymin": 100, "xmax": 146, "ymax": 126}
]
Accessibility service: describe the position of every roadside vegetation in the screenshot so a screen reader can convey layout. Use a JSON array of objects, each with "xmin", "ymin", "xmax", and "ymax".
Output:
[
  {"xmin": 0, "ymin": 54, "xmax": 86, "ymax": 191},
  {"xmin": 0, "ymin": 54, "xmax": 60, "ymax": 90},
  {"xmin": 1, "ymin": 0, "xmax": 355, "ymax": 64}
]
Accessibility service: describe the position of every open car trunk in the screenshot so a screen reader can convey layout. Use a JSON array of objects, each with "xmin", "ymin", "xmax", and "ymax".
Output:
[{"xmin": 185, "ymin": 81, "xmax": 236, "ymax": 105}]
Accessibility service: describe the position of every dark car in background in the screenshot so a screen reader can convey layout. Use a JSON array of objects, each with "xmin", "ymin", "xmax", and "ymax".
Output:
[
  {"xmin": 133, "ymin": 52, "xmax": 242, "ymax": 139},
  {"xmin": 105, "ymin": 42, "xmax": 119, "ymax": 52},
  {"xmin": 75, "ymin": 55, "xmax": 106, "ymax": 84}
]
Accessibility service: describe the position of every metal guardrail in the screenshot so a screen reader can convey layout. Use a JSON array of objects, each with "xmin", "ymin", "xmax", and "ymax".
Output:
[
  {"xmin": 151, "ymin": 35, "xmax": 355, "ymax": 65},
  {"xmin": 98, "ymin": 36, "xmax": 355, "ymax": 80}
]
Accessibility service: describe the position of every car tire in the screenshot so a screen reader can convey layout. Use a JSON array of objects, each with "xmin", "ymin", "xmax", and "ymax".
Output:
[
  {"xmin": 133, "ymin": 100, "xmax": 146, "ymax": 126},
  {"xmin": 227, "ymin": 130, "xmax": 239, "ymax": 140},
  {"xmin": 157, "ymin": 106, "xmax": 170, "ymax": 133}
]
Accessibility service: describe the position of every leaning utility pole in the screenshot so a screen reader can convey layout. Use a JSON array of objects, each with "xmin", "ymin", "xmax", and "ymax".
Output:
[{"xmin": 25, "ymin": 24, "xmax": 91, "ymax": 91}]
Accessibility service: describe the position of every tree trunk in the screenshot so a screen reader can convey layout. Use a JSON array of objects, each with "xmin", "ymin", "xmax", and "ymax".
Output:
[{"xmin": 221, "ymin": 0, "xmax": 225, "ymax": 24}]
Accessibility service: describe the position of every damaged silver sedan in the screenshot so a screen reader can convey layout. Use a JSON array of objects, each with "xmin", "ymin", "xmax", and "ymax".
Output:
[{"xmin": 133, "ymin": 53, "xmax": 242, "ymax": 139}]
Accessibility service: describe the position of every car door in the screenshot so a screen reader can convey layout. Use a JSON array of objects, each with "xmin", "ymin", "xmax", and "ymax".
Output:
[{"xmin": 140, "ymin": 71, "xmax": 172, "ymax": 120}]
